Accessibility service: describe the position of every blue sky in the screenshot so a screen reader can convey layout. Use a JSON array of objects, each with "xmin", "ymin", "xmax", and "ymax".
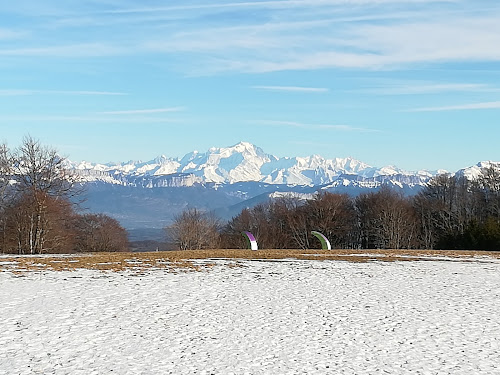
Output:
[{"xmin": 1, "ymin": 0, "xmax": 499, "ymax": 172}]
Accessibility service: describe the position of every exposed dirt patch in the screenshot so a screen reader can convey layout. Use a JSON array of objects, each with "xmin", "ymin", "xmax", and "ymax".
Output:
[{"xmin": 1, "ymin": 249, "xmax": 499, "ymax": 273}]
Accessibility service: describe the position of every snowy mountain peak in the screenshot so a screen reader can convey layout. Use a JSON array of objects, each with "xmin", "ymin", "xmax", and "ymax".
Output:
[
  {"xmin": 69, "ymin": 141, "xmax": 446, "ymax": 186},
  {"xmin": 232, "ymin": 141, "xmax": 256, "ymax": 150},
  {"xmin": 153, "ymin": 155, "xmax": 173, "ymax": 164},
  {"xmin": 456, "ymin": 161, "xmax": 500, "ymax": 180},
  {"xmin": 214, "ymin": 141, "xmax": 266, "ymax": 158},
  {"xmin": 179, "ymin": 141, "xmax": 272, "ymax": 183}
]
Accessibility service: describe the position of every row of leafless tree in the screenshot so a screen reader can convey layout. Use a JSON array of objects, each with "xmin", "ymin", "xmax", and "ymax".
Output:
[
  {"xmin": 0, "ymin": 137, "xmax": 129, "ymax": 254},
  {"xmin": 167, "ymin": 165, "xmax": 500, "ymax": 250}
]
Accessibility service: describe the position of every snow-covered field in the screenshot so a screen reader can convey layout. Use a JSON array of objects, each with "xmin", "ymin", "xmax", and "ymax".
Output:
[{"xmin": 1, "ymin": 258, "xmax": 500, "ymax": 374}]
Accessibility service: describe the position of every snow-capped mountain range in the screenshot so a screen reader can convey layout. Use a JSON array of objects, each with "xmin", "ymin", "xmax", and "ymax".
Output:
[
  {"xmin": 68, "ymin": 142, "xmax": 498, "ymax": 238},
  {"xmin": 70, "ymin": 141, "xmax": 444, "ymax": 187}
]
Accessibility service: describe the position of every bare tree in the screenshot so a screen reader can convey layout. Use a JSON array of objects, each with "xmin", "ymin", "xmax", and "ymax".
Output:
[
  {"xmin": 0, "ymin": 143, "xmax": 12, "ymax": 207},
  {"xmin": 287, "ymin": 205, "xmax": 310, "ymax": 249},
  {"xmin": 75, "ymin": 214, "xmax": 129, "ymax": 252},
  {"xmin": 221, "ymin": 194, "xmax": 357, "ymax": 250},
  {"xmin": 272, "ymin": 197, "xmax": 308, "ymax": 249},
  {"xmin": 306, "ymin": 192, "xmax": 358, "ymax": 249},
  {"xmin": 2, "ymin": 192, "xmax": 78, "ymax": 254},
  {"xmin": 0, "ymin": 137, "xmax": 134, "ymax": 254},
  {"xmin": 167, "ymin": 208, "xmax": 220, "ymax": 250},
  {"xmin": 8, "ymin": 136, "xmax": 81, "ymax": 254},
  {"xmin": 412, "ymin": 193, "xmax": 437, "ymax": 249},
  {"xmin": 12, "ymin": 136, "xmax": 78, "ymax": 197},
  {"xmin": 220, "ymin": 208, "xmax": 255, "ymax": 248},
  {"xmin": 356, "ymin": 186, "xmax": 418, "ymax": 249},
  {"xmin": 221, "ymin": 203, "xmax": 276, "ymax": 249},
  {"xmin": 419, "ymin": 174, "xmax": 460, "ymax": 236},
  {"xmin": 477, "ymin": 164, "xmax": 500, "ymax": 220},
  {"xmin": 0, "ymin": 143, "xmax": 13, "ymax": 252},
  {"xmin": 416, "ymin": 173, "xmax": 484, "ymax": 249}
]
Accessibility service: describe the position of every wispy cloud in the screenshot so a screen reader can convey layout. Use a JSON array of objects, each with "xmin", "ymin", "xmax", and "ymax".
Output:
[
  {"xmin": 0, "ymin": 115, "xmax": 183, "ymax": 123},
  {"xmin": 3, "ymin": 1, "xmax": 497, "ymax": 76},
  {"xmin": 409, "ymin": 101, "xmax": 500, "ymax": 112},
  {"xmin": 99, "ymin": 107, "xmax": 186, "ymax": 115},
  {"xmin": 255, "ymin": 120, "xmax": 377, "ymax": 132},
  {"xmin": 0, "ymin": 43, "xmax": 124, "ymax": 57},
  {"xmin": 138, "ymin": 10, "xmax": 500, "ymax": 75},
  {"xmin": 356, "ymin": 83, "xmax": 500, "ymax": 95},
  {"xmin": 98, "ymin": 0, "xmax": 459, "ymax": 15},
  {"xmin": 0, "ymin": 89, "xmax": 127, "ymax": 96},
  {"xmin": 0, "ymin": 28, "xmax": 26, "ymax": 40},
  {"xmin": 252, "ymin": 86, "xmax": 328, "ymax": 93}
]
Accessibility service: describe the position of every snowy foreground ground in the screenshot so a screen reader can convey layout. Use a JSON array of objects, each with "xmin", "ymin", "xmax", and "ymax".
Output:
[{"xmin": 1, "ymin": 257, "xmax": 500, "ymax": 374}]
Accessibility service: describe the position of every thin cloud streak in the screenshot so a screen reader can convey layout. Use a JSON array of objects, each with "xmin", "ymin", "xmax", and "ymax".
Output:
[
  {"xmin": 409, "ymin": 101, "xmax": 500, "ymax": 112},
  {"xmin": 0, "ymin": 115, "xmax": 184, "ymax": 123},
  {"xmin": 99, "ymin": 107, "xmax": 186, "ymax": 115},
  {"xmin": 255, "ymin": 120, "xmax": 377, "ymax": 132},
  {"xmin": 99, "ymin": 0, "xmax": 456, "ymax": 15},
  {"xmin": 252, "ymin": 86, "xmax": 328, "ymax": 93},
  {"xmin": 356, "ymin": 83, "xmax": 500, "ymax": 95},
  {"xmin": 0, "ymin": 89, "xmax": 127, "ymax": 96},
  {"xmin": 0, "ymin": 43, "xmax": 124, "ymax": 57}
]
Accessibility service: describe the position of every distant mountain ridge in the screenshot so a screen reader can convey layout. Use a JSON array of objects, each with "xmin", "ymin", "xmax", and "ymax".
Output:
[
  {"xmin": 70, "ymin": 141, "xmax": 444, "ymax": 187},
  {"xmin": 68, "ymin": 142, "xmax": 499, "ymax": 239}
]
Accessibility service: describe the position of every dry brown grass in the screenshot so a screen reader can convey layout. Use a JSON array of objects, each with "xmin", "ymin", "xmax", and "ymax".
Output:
[{"xmin": 1, "ymin": 248, "xmax": 499, "ymax": 273}]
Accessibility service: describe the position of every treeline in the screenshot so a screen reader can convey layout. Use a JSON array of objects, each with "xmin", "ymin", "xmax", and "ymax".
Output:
[
  {"xmin": 168, "ymin": 165, "xmax": 500, "ymax": 251},
  {"xmin": 0, "ymin": 137, "xmax": 129, "ymax": 254}
]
